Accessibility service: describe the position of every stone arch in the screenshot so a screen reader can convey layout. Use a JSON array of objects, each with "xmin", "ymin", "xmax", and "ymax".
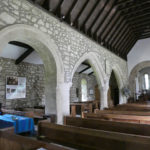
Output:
[
  {"xmin": 129, "ymin": 61, "xmax": 150, "ymax": 96},
  {"xmin": 109, "ymin": 65, "xmax": 125, "ymax": 104},
  {"xmin": 71, "ymin": 52, "xmax": 106, "ymax": 109},
  {"xmin": 72, "ymin": 52, "xmax": 105, "ymax": 89},
  {"xmin": 111, "ymin": 65, "xmax": 124, "ymax": 89},
  {"xmin": 0, "ymin": 24, "xmax": 65, "ymax": 123}
]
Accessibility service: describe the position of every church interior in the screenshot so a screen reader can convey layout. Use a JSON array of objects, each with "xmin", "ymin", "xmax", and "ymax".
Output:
[{"xmin": 0, "ymin": 0, "xmax": 150, "ymax": 149}]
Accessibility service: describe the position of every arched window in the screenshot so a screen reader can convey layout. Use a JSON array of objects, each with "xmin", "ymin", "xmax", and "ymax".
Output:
[
  {"xmin": 81, "ymin": 78, "xmax": 88, "ymax": 102},
  {"xmin": 144, "ymin": 74, "xmax": 149, "ymax": 90}
]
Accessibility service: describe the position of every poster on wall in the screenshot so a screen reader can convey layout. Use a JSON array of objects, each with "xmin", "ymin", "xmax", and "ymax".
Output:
[{"xmin": 6, "ymin": 76, "xmax": 26, "ymax": 99}]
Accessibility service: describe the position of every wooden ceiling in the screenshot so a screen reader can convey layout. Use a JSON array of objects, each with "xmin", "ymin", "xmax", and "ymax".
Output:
[
  {"xmin": 9, "ymin": 41, "xmax": 34, "ymax": 64},
  {"xmin": 29, "ymin": 0, "xmax": 150, "ymax": 60}
]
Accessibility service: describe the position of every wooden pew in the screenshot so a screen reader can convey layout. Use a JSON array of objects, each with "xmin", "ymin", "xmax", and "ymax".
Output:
[
  {"xmin": 125, "ymin": 103, "xmax": 150, "ymax": 108},
  {"xmin": 64, "ymin": 116, "xmax": 150, "ymax": 136},
  {"xmin": 116, "ymin": 103, "xmax": 150, "ymax": 109},
  {"xmin": 108, "ymin": 104, "xmax": 150, "ymax": 111},
  {"xmin": 83, "ymin": 113, "xmax": 150, "ymax": 124},
  {"xmin": 38, "ymin": 120, "xmax": 150, "ymax": 150},
  {"xmin": 94, "ymin": 109, "xmax": 150, "ymax": 116},
  {"xmin": 0, "ymin": 127, "xmax": 69, "ymax": 150}
]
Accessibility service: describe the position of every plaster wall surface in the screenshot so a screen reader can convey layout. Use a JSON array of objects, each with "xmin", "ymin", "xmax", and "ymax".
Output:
[{"xmin": 127, "ymin": 38, "xmax": 150, "ymax": 75}]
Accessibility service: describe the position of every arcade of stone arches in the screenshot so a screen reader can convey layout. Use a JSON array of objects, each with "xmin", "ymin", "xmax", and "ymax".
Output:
[
  {"xmin": 0, "ymin": 24, "xmax": 127, "ymax": 124},
  {"xmin": 0, "ymin": 24, "xmax": 147, "ymax": 125}
]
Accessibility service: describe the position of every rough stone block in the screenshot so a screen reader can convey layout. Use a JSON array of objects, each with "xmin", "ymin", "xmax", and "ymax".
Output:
[{"xmin": 0, "ymin": 12, "xmax": 16, "ymax": 24}]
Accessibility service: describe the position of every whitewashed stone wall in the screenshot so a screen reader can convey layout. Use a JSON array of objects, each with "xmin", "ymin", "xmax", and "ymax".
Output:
[
  {"xmin": 0, "ymin": 0, "xmax": 127, "ymax": 83},
  {"xmin": 70, "ymin": 73, "xmax": 97, "ymax": 102},
  {"xmin": 0, "ymin": 57, "xmax": 45, "ymax": 109},
  {"xmin": 0, "ymin": 0, "xmax": 128, "ymax": 122}
]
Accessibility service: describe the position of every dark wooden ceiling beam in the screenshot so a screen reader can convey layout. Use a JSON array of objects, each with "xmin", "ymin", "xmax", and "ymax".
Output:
[
  {"xmin": 79, "ymin": 0, "xmax": 100, "ymax": 32},
  {"xmin": 105, "ymin": 16, "xmax": 123, "ymax": 44},
  {"xmin": 34, "ymin": 0, "xmax": 45, "ymax": 5},
  {"xmin": 88, "ymin": 72, "xmax": 94, "ymax": 76},
  {"xmin": 53, "ymin": 0, "xmax": 64, "ymax": 17},
  {"xmin": 128, "ymin": 13, "xmax": 150, "ymax": 22},
  {"xmin": 108, "ymin": 19, "xmax": 126, "ymax": 46},
  {"xmin": 84, "ymin": 0, "xmax": 100, "ymax": 33},
  {"xmin": 114, "ymin": 27, "xmax": 131, "ymax": 50},
  {"xmin": 121, "ymin": 42, "xmax": 133, "ymax": 58},
  {"xmin": 117, "ymin": 33, "xmax": 136, "ymax": 55},
  {"xmin": 125, "ymin": 10, "xmax": 150, "ymax": 22},
  {"xmin": 116, "ymin": 0, "xmax": 134, "ymax": 6},
  {"xmin": 115, "ymin": 39, "xmax": 129, "ymax": 57},
  {"xmin": 111, "ymin": 23, "xmax": 129, "ymax": 49},
  {"xmin": 123, "ymin": 4, "xmax": 150, "ymax": 16},
  {"xmin": 123, "ymin": 38, "xmax": 137, "ymax": 57},
  {"xmin": 71, "ymin": 0, "xmax": 89, "ymax": 26},
  {"xmin": 101, "ymin": 12, "xmax": 120, "ymax": 42},
  {"xmin": 133, "ymin": 25, "xmax": 150, "ymax": 31},
  {"xmin": 79, "ymin": 66, "xmax": 91, "ymax": 74},
  {"xmin": 139, "ymin": 35, "xmax": 150, "ymax": 39},
  {"xmin": 15, "ymin": 48, "xmax": 34, "ymax": 65},
  {"xmin": 41, "ymin": 0, "xmax": 50, "ymax": 10},
  {"xmin": 132, "ymin": 24, "xmax": 150, "ymax": 32},
  {"xmin": 140, "ymin": 32, "xmax": 150, "ymax": 36},
  {"xmin": 86, "ymin": 0, "xmax": 108, "ymax": 36},
  {"xmin": 82, "ymin": 62, "xmax": 91, "ymax": 67},
  {"xmin": 134, "ymin": 31, "xmax": 150, "ymax": 36},
  {"xmin": 131, "ymin": 20, "xmax": 150, "ymax": 28},
  {"xmin": 121, "ymin": 37, "xmax": 137, "ymax": 57},
  {"xmin": 92, "ymin": 0, "xmax": 116, "ymax": 40},
  {"xmin": 118, "ymin": 0, "xmax": 149, "ymax": 11},
  {"xmin": 97, "ymin": 6, "xmax": 118, "ymax": 41},
  {"xmin": 127, "ymin": 16, "xmax": 150, "ymax": 26},
  {"xmin": 9, "ymin": 41, "xmax": 32, "ymax": 49},
  {"xmin": 132, "ymin": 27, "xmax": 150, "ymax": 33},
  {"xmin": 85, "ymin": 0, "xmax": 104, "ymax": 34},
  {"xmin": 64, "ymin": 0, "xmax": 78, "ymax": 23}
]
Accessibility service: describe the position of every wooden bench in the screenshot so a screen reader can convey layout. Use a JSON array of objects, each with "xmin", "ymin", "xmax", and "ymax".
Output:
[
  {"xmin": 64, "ymin": 116, "xmax": 150, "ymax": 136},
  {"xmin": 107, "ymin": 105, "xmax": 150, "ymax": 111},
  {"xmin": 83, "ymin": 113, "xmax": 150, "ymax": 124},
  {"xmin": 38, "ymin": 120, "xmax": 150, "ymax": 150},
  {"xmin": 94, "ymin": 109, "xmax": 150, "ymax": 116},
  {"xmin": 0, "ymin": 127, "xmax": 69, "ymax": 150},
  {"xmin": 125, "ymin": 103, "xmax": 150, "ymax": 108}
]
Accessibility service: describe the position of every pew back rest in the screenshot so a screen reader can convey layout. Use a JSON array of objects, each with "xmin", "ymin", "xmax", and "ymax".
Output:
[
  {"xmin": 64, "ymin": 116, "xmax": 150, "ymax": 136},
  {"xmin": 94, "ymin": 109, "xmax": 150, "ymax": 116},
  {"xmin": 0, "ymin": 128, "xmax": 68, "ymax": 150},
  {"xmin": 38, "ymin": 121, "xmax": 150, "ymax": 150}
]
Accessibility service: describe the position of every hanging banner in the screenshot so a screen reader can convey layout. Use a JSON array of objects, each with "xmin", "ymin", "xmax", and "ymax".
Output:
[{"xmin": 6, "ymin": 76, "xmax": 26, "ymax": 99}]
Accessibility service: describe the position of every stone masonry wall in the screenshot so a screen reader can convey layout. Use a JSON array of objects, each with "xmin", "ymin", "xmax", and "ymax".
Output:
[
  {"xmin": 70, "ymin": 72, "xmax": 97, "ymax": 102},
  {"xmin": 0, "ymin": 57, "xmax": 45, "ymax": 109},
  {"xmin": 0, "ymin": 0, "xmax": 128, "ymax": 85}
]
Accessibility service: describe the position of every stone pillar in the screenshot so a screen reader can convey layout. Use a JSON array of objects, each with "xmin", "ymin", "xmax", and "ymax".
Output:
[
  {"xmin": 119, "ymin": 88, "xmax": 125, "ymax": 104},
  {"xmin": 100, "ymin": 82, "xmax": 109, "ymax": 110},
  {"xmin": 56, "ymin": 82, "xmax": 72, "ymax": 124},
  {"xmin": 44, "ymin": 75, "xmax": 57, "ymax": 119}
]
